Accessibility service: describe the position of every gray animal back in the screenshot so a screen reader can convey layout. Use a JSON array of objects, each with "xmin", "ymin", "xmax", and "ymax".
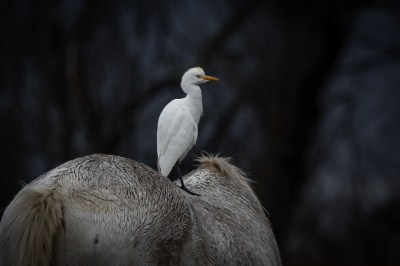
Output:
[
  {"xmin": 51, "ymin": 154, "xmax": 191, "ymax": 265},
  {"xmin": 0, "ymin": 154, "xmax": 281, "ymax": 266}
]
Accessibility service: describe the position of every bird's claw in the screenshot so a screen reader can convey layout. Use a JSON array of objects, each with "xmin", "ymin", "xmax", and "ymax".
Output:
[{"xmin": 180, "ymin": 185, "xmax": 200, "ymax": 196}]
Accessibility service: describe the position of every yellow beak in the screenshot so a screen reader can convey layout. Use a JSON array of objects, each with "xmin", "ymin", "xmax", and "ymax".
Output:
[{"xmin": 201, "ymin": 75, "xmax": 219, "ymax": 81}]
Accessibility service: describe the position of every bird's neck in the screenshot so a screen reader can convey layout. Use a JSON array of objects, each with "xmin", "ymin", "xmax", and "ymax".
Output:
[
  {"xmin": 185, "ymin": 85, "xmax": 202, "ymax": 100},
  {"xmin": 182, "ymin": 84, "xmax": 203, "ymax": 123}
]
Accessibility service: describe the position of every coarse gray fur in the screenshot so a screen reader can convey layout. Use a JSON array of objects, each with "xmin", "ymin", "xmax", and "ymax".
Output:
[{"xmin": 0, "ymin": 153, "xmax": 282, "ymax": 266}]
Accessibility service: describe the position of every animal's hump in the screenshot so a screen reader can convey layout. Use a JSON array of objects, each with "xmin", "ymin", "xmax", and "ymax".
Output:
[
  {"xmin": 62, "ymin": 153, "xmax": 150, "ymax": 171},
  {"xmin": 32, "ymin": 153, "xmax": 165, "ymax": 195}
]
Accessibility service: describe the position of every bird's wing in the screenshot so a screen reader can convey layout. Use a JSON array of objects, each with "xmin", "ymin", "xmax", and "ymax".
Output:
[
  {"xmin": 157, "ymin": 100, "xmax": 197, "ymax": 176},
  {"xmin": 157, "ymin": 100, "xmax": 182, "ymax": 157}
]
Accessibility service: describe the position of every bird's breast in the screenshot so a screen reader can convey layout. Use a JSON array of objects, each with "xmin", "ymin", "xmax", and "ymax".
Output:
[{"xmin": 184, "ymin": 99, "xmax": 202, "ymax": 125}]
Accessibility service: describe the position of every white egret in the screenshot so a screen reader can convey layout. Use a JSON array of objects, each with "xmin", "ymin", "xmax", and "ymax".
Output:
[{"xmin": 157, "ymin": 67, "xmax": 219, "ymax": 195}]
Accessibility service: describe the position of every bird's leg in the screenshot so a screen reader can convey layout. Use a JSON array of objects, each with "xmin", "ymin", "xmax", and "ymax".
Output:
[{"xmin": 176, "ymin": 164, "xmax": 200, "ymax": 196}]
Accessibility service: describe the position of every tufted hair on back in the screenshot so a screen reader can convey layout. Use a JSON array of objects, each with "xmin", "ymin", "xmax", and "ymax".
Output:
[{"xmin": 195, "ymin": 152, "xmax": 253, "ymax": 187}]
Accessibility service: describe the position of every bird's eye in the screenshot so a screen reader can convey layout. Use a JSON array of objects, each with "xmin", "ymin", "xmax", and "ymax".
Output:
[{"xmin": 196, "ymin": 75, "xmax": 201, "ymax": 78}]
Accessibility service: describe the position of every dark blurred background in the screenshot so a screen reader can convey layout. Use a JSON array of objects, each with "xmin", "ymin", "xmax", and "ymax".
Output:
[{"xmin": 1, "ymin": 0, "xmax": 400, "ymax": 265}]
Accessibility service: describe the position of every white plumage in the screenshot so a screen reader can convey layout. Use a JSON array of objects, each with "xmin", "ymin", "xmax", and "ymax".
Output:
[{"xmin": 157, "ymin": 67, "xmax": 219, "ymax": 184}]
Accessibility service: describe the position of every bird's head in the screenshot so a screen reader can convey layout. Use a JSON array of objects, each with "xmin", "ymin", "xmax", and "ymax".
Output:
[{"xmin": 181, "ymin": 67, "xmax": 219, "ymax": 86}]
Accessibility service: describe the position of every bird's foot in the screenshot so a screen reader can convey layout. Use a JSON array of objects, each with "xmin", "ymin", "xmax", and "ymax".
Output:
[
  {"xmin": 179, "ymin": 185, "xmax": 200, "ymax": 196},
  {"xmin": 176, "ymin": 164, "xmax": 200, "ymax": 196}
]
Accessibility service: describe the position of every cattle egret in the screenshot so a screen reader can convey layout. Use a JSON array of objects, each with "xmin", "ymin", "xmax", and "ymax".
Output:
[{"xmin": 157, "ymin": 67, "xmax": 219, "ymax": 195}]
